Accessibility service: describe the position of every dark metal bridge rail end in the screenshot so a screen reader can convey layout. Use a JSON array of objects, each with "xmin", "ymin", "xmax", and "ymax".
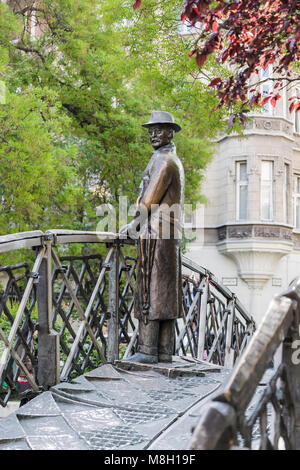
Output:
[{"xmin": 188, "ymin": 277, "xmax": 300, "ymax": 450}]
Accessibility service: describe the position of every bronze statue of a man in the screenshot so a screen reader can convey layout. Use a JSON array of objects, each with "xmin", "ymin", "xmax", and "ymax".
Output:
[{"xmin": 121, "ymin": 110, "xmax": 184, "ymax": 364}]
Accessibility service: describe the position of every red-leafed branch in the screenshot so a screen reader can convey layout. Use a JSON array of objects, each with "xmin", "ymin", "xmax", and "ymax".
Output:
[{"xmin": 133, "ymin": 0, "xmax": 300, "ymax": 123}]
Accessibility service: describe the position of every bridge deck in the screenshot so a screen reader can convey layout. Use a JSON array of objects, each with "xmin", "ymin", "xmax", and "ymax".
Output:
[
  {"xmin": 0, "ymin": 357, "xmax": 232, "ymax": 450},
  {"xmin": 0, "ymin": 357, "xmax": 229, "ymax": 450}
]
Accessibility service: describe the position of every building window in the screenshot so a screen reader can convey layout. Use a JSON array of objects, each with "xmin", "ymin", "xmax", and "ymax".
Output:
[
  {"xmin": 24, "ymin": 6, "xmax": 36, "ymax": 38},
  {"xmin": 236, "ymin": 161, "xmax": 248, "ymax": 220},
  {"xmin": 283, "ymin": 163, "xmax": 289, "ymax": 224},
  {"xmin": 294, "ymin": 176, "xmax": 300, "ymax": 229},
  {"xmin": 261, "ymin": 160, "xmax": 274, "ymax": 220},
  {"xmin": 295, "ymin": 89, "xmax": 300, "ymax": 134},
  {"xmin": 30, "ymin": 11, "xmax": 36, "ymax": 38},
  {"xmin": 261, "ymin": 65, "xmax": 273, "ymax": 115}
]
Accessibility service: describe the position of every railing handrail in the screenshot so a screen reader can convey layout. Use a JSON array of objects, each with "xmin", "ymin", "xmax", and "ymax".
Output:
[
  {"xmin": 0, "ymin": 229, "xmax": 253, "ymax": 322},
  {"xmin": 0, "ymin": 230, "xmax": 120, "ymax": 253},
  {"xmin": 45, "ymin": 229, "xmax": 118, "ymax": 245},
  {"xmin": 0, "ymin": 230, "xmax": 44, "ymax": 253}
]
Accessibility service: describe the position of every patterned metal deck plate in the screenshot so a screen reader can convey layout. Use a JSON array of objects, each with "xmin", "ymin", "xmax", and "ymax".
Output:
[
  {"xmin": 113, "ymin": 402, "xmax": 176, "ymax": 425},
  {"xmin": 80, "ymin": 426, "xmax": 147, "ymax": 450},
  {"xmin": 146, "ymin": 388, "xmax": 195, "ymax": 402}
]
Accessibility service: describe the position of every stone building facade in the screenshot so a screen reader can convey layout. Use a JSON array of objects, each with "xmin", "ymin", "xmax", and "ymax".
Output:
[{"xmin": 186, "ymin": 81, "xmax": 300, "ymax": 324}]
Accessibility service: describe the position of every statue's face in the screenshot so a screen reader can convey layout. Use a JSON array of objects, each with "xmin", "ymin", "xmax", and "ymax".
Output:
[{"xmin": 148, "ymin": 124, "xmax": 174, "ymax": 150}]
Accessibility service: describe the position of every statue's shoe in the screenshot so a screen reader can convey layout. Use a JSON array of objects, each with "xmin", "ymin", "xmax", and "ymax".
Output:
[
  {"xmin": 124, "ymin": 352, "xmax": 158, "ymax": 364},
  {"xmin": 158, "ymin": 354, "xmax": 172, "ymax": 363}
]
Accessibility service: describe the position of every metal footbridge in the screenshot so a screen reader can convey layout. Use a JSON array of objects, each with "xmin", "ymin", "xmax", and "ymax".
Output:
[{"xmin": 1, "ymin": 229, "xmax": 300, "ymax": 449}]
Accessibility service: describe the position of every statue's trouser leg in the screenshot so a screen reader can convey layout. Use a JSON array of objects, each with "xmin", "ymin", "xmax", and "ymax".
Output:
[
  {"xmin": 138, "ymin": 320, "xmax": 159, "ymax": 356},
  {"xmin": 138, "ymin": 319, "xmax": 175, "ymax": 360},
  {"xmin": 158, "ymin": 320, "xmax": 175, "ymax": 362}
]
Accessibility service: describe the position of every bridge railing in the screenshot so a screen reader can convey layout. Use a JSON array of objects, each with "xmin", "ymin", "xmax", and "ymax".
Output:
[
  {"xmin": 0, "ymin": 229, "xmax": 255, "ymax": 407},
  {"xmin": 189, "ymin": 277, "xmax": 300, "ymax": 450}
]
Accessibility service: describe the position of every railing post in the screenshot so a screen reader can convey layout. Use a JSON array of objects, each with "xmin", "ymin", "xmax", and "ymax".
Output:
[
  {"xmin": 224, "ymin": 297, "xmax": 235, "ymax": 369},
  {"xmin": 37, "ymin": 238, "xmax": 60, "ymax": 389},
  {"xmin": 282, "ymin": 303, "xmax": 300, "ymax": 449},
  {"xmin": 107, "ymin": 241, "xmax": 120, "ymax": 363},
  {"xmin": 197, "ymin": 275, "xmax": 208, "ymax": 360}
]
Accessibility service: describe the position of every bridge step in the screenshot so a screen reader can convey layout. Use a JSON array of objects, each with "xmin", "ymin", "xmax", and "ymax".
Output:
[{"xmin": 115, "ymin": 356, "xmax": 222, "ymax": 378}]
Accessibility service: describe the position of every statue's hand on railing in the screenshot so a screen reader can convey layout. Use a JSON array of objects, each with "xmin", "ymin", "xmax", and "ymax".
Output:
[
  {"xmin": 118, "ymin": 222, "xmax": 140, "ymax": 241},
  {"xmin": 118, "ymin": 224, "xmax": 131, "ymax": 238}
]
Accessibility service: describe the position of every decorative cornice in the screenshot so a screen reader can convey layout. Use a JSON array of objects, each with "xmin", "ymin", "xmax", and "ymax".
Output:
[
  {"xmin": 217, "ymin": 235, "xmax": 293, "ymax": 290},
  {"xmin": 216, "ymin": 116, "xmax": 296, "ymax": 143},
  {"xmin": 217, "ymin": 223, "xmax": 293, "ymax": 242}
]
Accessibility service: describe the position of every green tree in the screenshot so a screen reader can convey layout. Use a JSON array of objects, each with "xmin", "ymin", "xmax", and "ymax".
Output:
[
  {"xmin": 0, "ymin": 0, "xmax": 234, "ymax": 241},
  {"xmin": 0, "ymin": 88, "xmax": 79, "ymax": 232}
]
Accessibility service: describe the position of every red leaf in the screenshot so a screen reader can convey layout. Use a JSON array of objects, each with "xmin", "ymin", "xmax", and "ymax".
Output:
[
  {"xmin": 229, "ymin": 3, "xmax": 239, "ymax": 12},
  {"xmin": 133, "ymin": 0, "xmax": 141, "ymax": 9},
  {"xmin": 181, "ymin": 14, "xmax": 188, "ymax": 23},
  {"xmin": 289, "ymin": 101, "xmax": 300, "ymax": 113},
  {"xmin": 270, "ymin": 94, "xmax": 281, "ymax": 107},
  {"xmin": 209, "ymin": 77, "xmax": 222, "ymax": 87},
  {"xmin": 261, "ymin": 96, "xmax": 271, "ymax": 106},
  {"xmin": 212, "ymin": 20, "xmax": 218, "ymax": 32},
  {"xmin": 196, "ymin": 52, "xmax": 207, "ymax": 68},
  {"xmin": 221, "ymin": 49, "xmax": 229, "ymax": 63}
]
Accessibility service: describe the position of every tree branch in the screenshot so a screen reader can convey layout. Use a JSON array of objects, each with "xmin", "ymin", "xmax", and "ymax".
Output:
[{"xmin": 15, "ymin": 44, "xmax": 46, "ymax": 64}]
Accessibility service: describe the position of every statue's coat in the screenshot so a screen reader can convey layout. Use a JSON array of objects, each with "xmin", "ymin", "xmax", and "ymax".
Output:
[{"xmin": 134, "ymin": 142, "xmax": 184, "ymax": 321}]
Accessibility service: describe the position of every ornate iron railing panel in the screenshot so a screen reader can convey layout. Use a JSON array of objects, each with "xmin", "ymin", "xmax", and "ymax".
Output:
[
  {"xmin": 0, "ymin": 229, "xmax": 255, "ymax": 406},
  {"xmin": 51, "ymin": 252, "xmax": 110, "ymax": 381},
  {"xmin": 0, "ymin": 248, "xmax": 44, "ymax": 406},
  {"xmin": 117, "ymin": 252, "xmax": 138, "ymax": 353},
  {"xmin": 175, "ymin": 257, "xmax": 254, "ymax": 367},
  {"xmin": 238, "ymin": 363, "xmax": 295, "ymax": 450},
  {"xmin": 189, "ymin": 279, "xmax": 300, "ymax": 450}
]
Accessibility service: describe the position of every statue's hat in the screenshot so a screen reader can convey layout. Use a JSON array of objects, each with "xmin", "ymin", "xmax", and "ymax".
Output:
[{"xmin": 142, "ymin": 110, "xmax": 181, "ymax": 132}]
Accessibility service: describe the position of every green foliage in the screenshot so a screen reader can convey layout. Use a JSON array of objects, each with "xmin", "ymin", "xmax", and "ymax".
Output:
[
  {"xmin": 0, "ymin": 88, "xmax": 78, "ymax": 233},
  {"xmin": 0, "ymin": 300, "xmax": 38, "ymax": 341},
  {"xmin": 0, "ymin": 0, "xmax": 235, "ymax": 263}
]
